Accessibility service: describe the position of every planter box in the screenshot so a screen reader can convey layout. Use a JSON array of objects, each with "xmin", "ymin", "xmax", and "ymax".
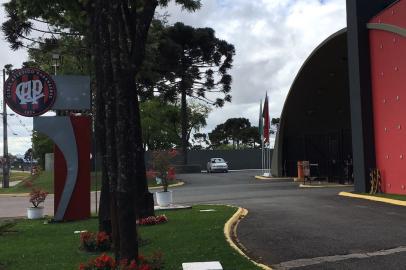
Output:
[
  {"xmin": 155, "ymin": 191, "xmax": 173, "ymax": 207},
  {"xmin": 27, "ymin": 207, "xmax": 44, "ymax": 219}
]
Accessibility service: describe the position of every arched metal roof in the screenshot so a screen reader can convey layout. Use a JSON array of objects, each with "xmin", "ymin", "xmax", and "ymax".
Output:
[{"xmin": 271, "ymin": 29, "xmax": 351, "ymax": 177}]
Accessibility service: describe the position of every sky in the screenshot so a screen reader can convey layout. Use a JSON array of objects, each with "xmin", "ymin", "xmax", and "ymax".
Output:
[{"xmin": 0, "ymin": 0, "xmax": 346, "ymax": 154}]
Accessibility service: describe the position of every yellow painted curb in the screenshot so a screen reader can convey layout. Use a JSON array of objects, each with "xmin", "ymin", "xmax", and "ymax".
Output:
[
  {"xmin": 149, "ymin": 181, "xmax": 185, "ymax": 190},
  {"xmin": 224, "ymin": 207, "xmax": 273, "ymax": 270},
  {"xmin": 255, "ymin": 176, "xmax": 272, "ymax": 180},
  {"xmin": 339, "ymin": 191, "xmax": 406, "ymax": 206},
  {"xmin": 300, "ymin": 184, "xmax": 354, "ymax": 188},
  {"xmin": 255, "ymin": 176, "xmax": 292, "ymax": 181}
]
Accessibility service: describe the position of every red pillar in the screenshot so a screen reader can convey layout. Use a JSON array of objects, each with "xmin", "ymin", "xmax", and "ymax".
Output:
[{"xmin": 54, "ymin": 116, "xmax": 91, "ymax": 220}]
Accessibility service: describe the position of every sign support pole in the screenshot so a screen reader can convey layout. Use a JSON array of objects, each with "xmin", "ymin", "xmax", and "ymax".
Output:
[{"xmin": 2, "ymin": 69, "xmax": 9, "ymax": 188}]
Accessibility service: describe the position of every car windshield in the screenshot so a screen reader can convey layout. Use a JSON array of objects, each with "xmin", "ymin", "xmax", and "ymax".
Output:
[{"xmin": 212, "ymin": 158, "xmax": 224, "ymax": 163}]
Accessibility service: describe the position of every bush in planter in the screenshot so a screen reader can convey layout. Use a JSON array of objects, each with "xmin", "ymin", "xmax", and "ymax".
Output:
[
  {"xmin": 29, "ymin": 188, "xmax": 48, "ymax": 208},
  {"xmin": 147, "ymin": 149, "xmax": 177, "ymax": 192},
  {"xmin": 78, "ymin": 252, "xmax": 163, "ymax": 270},
  {"xmin": 27, "ymin": 189, "xmax": 48, "ymax": 219}
]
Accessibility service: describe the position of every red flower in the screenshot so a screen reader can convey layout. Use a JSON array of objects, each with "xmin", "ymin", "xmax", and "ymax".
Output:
[
  {"xmin": 137, "ymin": 215, "xmax": 168, "ymax": 226},
  {"xmin": 168, "ymin": 149, "xmax": 178, "ymax": 158},
  {"xmin": 139, "ymin": 265, "xmax": 151, "ymax": 270},
  {"xmin": 128, "ymin": 260, "xmax": 138, "ymax": 270},
  {"xmin": 167, "ymin": 167, "xmax": 176, "ymax": 181},
  {"xmin": 96, "ymin": 231, "xmax": 109, "ymax": 244},
  {"xmin": 94, "ymin": 253, "xmax": 115, "ymax": 269},
  {"xmin": 146, "ymin": 170, "xmax": 157, "ymax": 180}
]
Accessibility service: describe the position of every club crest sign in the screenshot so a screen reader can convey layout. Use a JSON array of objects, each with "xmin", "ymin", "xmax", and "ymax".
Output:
[{"xmin": 4, "ymin": 68, "xmax": 57, "ymax": 117}]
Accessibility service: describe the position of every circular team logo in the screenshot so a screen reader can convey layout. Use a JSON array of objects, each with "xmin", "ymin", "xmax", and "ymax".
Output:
[{"xmin": 4, "ymin": 68, "xmax": 57, "ymax": 117}]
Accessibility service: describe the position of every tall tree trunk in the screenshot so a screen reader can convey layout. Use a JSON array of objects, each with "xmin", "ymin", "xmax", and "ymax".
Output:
[
  {"xmin": 91, "ymin": 2, "xmax": 111, "ymax": 234},
  {"xmin": 131, "ymin": 85, "xmax": 154, "ymax": 218},
  {"xmin": 109, "ymin": 2, "xmax": 138, "ymax": 260},
  {"xmin": 89, "ymin": 0, "xmax": 158, "ymax": 262},
  {"xmin": 181, "ymin": 87, "xmax": 188, "ymax": 165}
]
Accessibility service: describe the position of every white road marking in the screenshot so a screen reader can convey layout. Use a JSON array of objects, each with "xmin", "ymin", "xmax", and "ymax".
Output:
[{"xmin": 272, "ymin": 246, "xmax": 406, "ymax": 269}]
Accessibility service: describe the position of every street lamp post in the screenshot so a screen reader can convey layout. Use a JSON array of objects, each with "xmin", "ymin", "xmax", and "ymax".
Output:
[
  {"xmin": 52, "ymin": 53, "xmax": 61, "ymax": 75},
  {"xmin": 2, "ymin": 68, "xmax": 9, "ymax": 188}
]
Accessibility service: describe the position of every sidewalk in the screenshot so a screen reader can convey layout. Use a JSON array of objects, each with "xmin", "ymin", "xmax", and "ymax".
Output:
[{"xmin": 0, "ymin": 180, "xmax": 21, "ymax": 188}]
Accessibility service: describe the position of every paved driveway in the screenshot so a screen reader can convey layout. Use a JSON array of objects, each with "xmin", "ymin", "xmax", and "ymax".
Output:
[{"xmin": 173, "ymin": 170, "xmax": 406, "ymax": 270}]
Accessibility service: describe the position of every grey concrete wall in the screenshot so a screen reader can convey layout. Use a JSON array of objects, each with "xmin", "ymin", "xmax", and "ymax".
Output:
[
  {"xmin": 146, "ymin": 149, "xmax": 272, "ymax": 171},
  {"xmin": 93, "ymin": 149, "xmax": 271, "ymax": 171}
]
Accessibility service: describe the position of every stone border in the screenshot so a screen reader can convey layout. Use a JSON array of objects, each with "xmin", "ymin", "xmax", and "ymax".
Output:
[
  {"xmin": 0, "ymin": 181, "xmax": 185, "ymax": 197},
  {"xmin": 224, "ymin": 207, "xmax": 273, "ymax": 270},
  {"xmin": 339, "ymin": 191, "xmax": 406, "ymax": 206}
]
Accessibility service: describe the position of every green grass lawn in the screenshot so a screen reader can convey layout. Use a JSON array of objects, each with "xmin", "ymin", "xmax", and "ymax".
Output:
[
  {"xmin": 0, "ymin": 171, "xmax": 31, "ymax": 183},
  {"xmin": 0, "ymin": 205, "xmax": 260, "ymax": 270},
  {"xmin": 0, "ymin": 171, "xmax": 179, "ymax": 194}
]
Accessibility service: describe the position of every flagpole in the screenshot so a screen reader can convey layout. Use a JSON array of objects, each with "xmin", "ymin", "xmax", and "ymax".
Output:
[
  {"xmin": 268, "ymin": 143, "xmax": 271, "ymax": 175},
  {"xmin": 262, "ymin": 92, "xmax": 270, "ymax": 177},
  {"xmin": 261, "ymin": 135, "xmax": 264, "ymax": 175}
]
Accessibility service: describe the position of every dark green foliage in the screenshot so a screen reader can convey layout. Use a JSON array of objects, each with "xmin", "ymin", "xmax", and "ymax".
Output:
[
  {"xmin": 31, "ymin": 131, "xmax": 53, "ymax": 169},
  {"xmin": 191, "ymin": 133, "xmax": 209, "ymax": 150},
  {"xmin": 155, "ymin": 22, "xmax": 235, "ymax": 106},
  {"xmin": 209, "ymin": 118, "xmax": 260, "ymax": 149},
  {"xmin": 150, "ymin": 22, "xmax": 235, "ymax": 163},
  {"xmin": 141, "ymin": 99, "xmax": 210, "ymax": 150}
]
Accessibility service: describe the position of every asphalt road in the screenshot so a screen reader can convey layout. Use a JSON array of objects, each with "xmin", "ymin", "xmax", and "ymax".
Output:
[
  {"xmin": 174, "ymin": 170, "xmax": 406, "ymax": 270},
  {"xmin": 2, "ymin": 170, "xmax": 406, "ymax": 269}
]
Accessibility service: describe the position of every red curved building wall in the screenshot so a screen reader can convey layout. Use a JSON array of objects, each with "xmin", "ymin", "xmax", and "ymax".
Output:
[
  {"xmin": 370, "ymin": 0, "xmax": 406, "ymax": 194},
  {"xmin": 54, "ymin": 116, "xmax": 91, "ymax": 220}
]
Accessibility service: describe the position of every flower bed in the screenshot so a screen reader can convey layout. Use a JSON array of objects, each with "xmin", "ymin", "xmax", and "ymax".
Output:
[
  {"xmin": 80, "ymin": 231, "xmax": 111, "ymax": 252},
  {"xmin": 137, "ymin": 215, "xmax": 168, "ymax": 226},
  {"xmin": 79, "ymin": 253, "xmax": 163, "ymax": 270}
]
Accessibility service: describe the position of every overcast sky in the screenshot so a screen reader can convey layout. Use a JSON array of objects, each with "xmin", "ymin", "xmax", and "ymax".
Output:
[{"xmin": 0, "ymin": 0, "xmax": 346, "ymax": 154}]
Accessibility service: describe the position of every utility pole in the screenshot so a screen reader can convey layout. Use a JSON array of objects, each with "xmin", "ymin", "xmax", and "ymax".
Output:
[{"xmin": 2, "ymin": 68, "xmax": 9, "ymax": 188}]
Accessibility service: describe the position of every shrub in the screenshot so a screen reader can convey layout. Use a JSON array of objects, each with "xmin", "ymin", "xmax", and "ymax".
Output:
[
  {"xmin": 29, "ymin": 189, "xmax": 48, "ymax": 208},
  {"xmin": 79, "ymin": 253, "xmax": 163, "ymax": 270},
  {"xmin": 80, "ymin": 231, "xmax": 111, "ymax": 252},
  {"xmin": 147, "ymin": 149, "xmax": 178, "ymax": 192},
  {"xmin": 137, "ymin": 215, "xmax": 168, "ymax": 226}
]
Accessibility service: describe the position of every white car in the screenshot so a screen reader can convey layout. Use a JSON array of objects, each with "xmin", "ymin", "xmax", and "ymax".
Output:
[{"xmin": 207, "ymin": 158, "xmax": 228, "ymax": 173}]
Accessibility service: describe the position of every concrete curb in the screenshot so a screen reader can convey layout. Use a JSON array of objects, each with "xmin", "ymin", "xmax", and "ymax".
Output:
[
  {"xmin": 0, "ymin": 182, "xmax": 185, "ymax": 197},
  {"xmin": 224, "ymin": 207, "xmax": 273, "ymax": 270},
  {"xmin": 300, "ymin": 184, "xmax": 354, "ymax": 188},
  {"xmin": 339, "ymin": 191, "xmax": 406, "ymax": 206},
  {"xmin": 0, "ymin": 193, "xmax": 30, "ymax": 197}
]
